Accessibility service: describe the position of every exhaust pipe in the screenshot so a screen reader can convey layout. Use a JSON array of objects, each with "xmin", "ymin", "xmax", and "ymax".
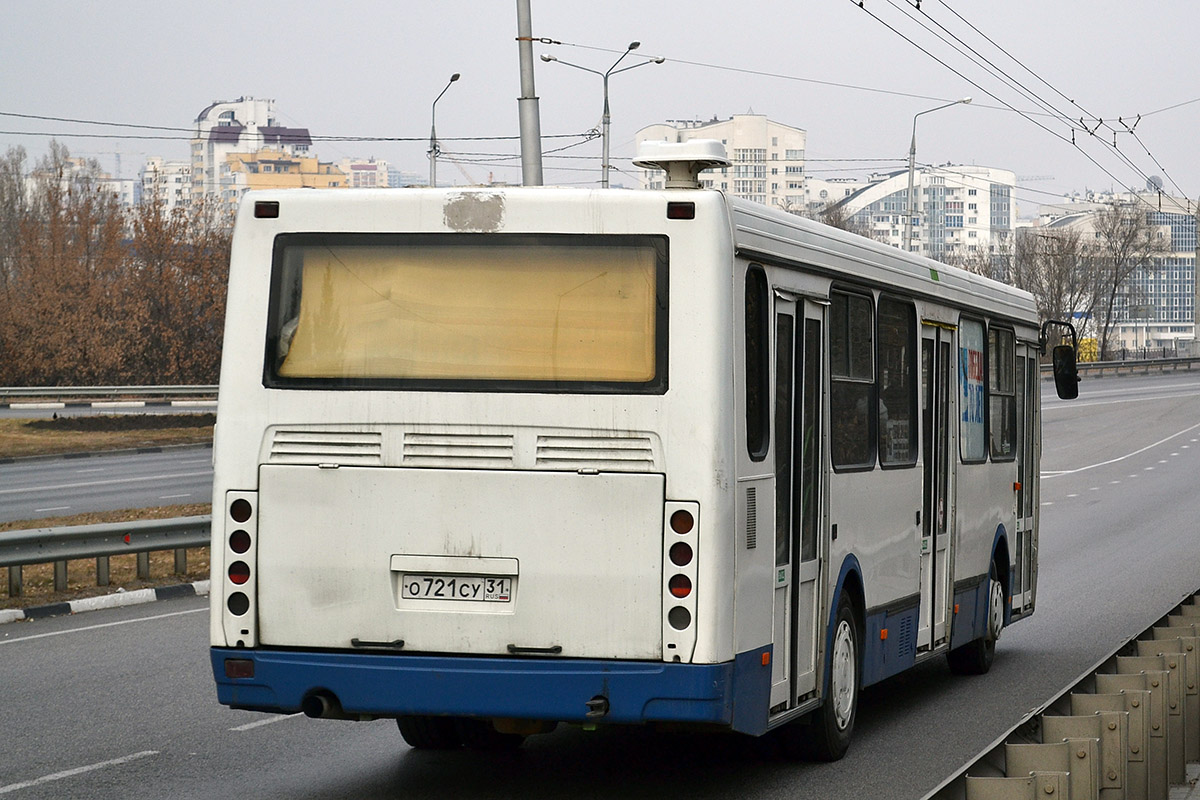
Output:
[
  {"xmin": 301, "ymin": 691, "xmax": 340, "ymax": 719},
  {"xmin": 300, "ymin": 691, "xmax": 378, "ymax": 722}
]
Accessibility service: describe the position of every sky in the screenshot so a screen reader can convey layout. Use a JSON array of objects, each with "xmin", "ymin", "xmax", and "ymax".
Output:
[{"xmin": 2, "ymin": 1, "xmax": 1197, "ymax": 217}]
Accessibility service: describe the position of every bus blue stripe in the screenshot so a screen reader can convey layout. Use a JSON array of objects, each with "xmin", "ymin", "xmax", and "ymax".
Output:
[{"xmin": 212, "ymin": 648, "xmax": 739, "ymax": 727}]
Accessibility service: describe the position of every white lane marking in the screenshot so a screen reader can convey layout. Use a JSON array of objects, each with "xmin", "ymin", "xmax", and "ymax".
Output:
[
  {"xmin": 74, "ymin": 467, "xmax": 105, "ymax": 474},
  {"xmin": 1041, "ymin": 502, "xmax": 1054, "ymax": 507},
  {"xmin": 1145, "ymin": 466, "xmax": 1155, "ymax": 471},
  {"xmin": 231, "ymin": 714, "xmax": 301, "ymax": 732},
  {"xmin": 1170, "ymin": 452, "xmax": 1180, "ymax": 457},
  {"xmin": 0, "ymin": 750, "xmax": 158, "ymax": 795},
  {"xmin": 1043, "ymin": 389, "xmax": 1200, "ymax": 410},
  {"xmin": 1109, "ymin": 481, "xmax": 1121, "ymax": 485},
  {"xmin": 0, "ymin": 470, "xmax": 211, "ymax": 496},
  {"xmin": 1067, "ymin": 493, "xmax": 1078, "ymax": 498},
  {"xmin": 159, "ymin": 494, "xmax": 192, "ymax": 500},
  {"xmin": 33, "ymin": 506, "xmax": 70, "ymax": 513},
  {"xmin": 1042, "ymin": 421, "xmax": 1200, "ymax": 479},
  {"xmin": 0, "ymin": 607, "xmax": 205, "ymax": 646}
]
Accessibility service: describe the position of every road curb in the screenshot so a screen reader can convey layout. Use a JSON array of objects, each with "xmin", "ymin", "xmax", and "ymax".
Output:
[
  {"xmin": 0, "ymin": 580, "xmax": 210, "ymax": 625},
  {"xmin": 0, "ymin": 400, "xmax": 217, "ymax": 410},
  {"xmin": 0, "ymin": 441, "xmax": 212, "ymax": 465}
]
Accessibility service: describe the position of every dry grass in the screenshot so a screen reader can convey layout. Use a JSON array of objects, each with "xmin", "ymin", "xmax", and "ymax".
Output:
[
  {"xmin": 1, "ymin": 505, "xmax": 212, "ymax": 610},
  {"xmin": 0, "ymin": 413, "xmax": 214, "ymax": 459}
]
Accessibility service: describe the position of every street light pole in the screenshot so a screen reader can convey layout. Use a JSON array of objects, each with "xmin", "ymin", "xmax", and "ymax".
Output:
[
  {"xmin": 429, "ymin": 73, "xmax": 461, "ymax": 188},
  {"xmin": 904, "ymin": 97, "xmax": 971, "ymax": 253},
  {"xmin": 542, "ymin": 43, "xmax": 664, "ymax": 188}
]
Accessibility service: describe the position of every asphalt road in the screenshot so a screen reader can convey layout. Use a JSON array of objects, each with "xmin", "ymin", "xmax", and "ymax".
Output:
[
  {"xmin": 0, "ymin": 447, "xmax": 213, "ymax": 524},
  {"xmin": 2, "ymin": 372, "xmax": 1198, "ymax": 799}
]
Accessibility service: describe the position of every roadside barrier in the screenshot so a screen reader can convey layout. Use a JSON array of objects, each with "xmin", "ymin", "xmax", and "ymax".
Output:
[
  {"xmin": 0, "ymin": 516, "xmax": 210, "ymax": 597},
  {"xmin": 926, "ymin": 592, "xmax": 1200, "ymax": 799}
]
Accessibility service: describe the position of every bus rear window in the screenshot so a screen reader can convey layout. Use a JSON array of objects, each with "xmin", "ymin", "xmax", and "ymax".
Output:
[{"xmin": 265, "ymin": 233, "xmax": 668, "ymax": 392}]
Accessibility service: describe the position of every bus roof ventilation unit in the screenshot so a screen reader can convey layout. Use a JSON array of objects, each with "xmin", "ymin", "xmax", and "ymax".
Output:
[{"xmin": 633, "ymin": 140, "xmax": 731, "ymax": 190}]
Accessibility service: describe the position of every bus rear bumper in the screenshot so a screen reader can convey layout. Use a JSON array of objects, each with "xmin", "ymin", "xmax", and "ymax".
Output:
[{"xmin": 211, "ymin": 647, "xmax": 766, "ymax": 730}]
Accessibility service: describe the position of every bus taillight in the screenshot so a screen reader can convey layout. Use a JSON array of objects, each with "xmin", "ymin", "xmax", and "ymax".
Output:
[
  {"xmin": 229, "ymin": 529, "xmax": 251, "ymax": 554},
  {"xmin": 670, "ymin": 510, "xmax": 694, "ymax": 534},
  {"xmin": 229, "ymin": 561, "xmax": 251, "ymax": 585},
  {"xmin": 669, "ymin": 542, "xmax": 693, "ymax": 567},
  {"xmin": 669, "ymin": 574, "xmax": 692, "ymax": 598}
]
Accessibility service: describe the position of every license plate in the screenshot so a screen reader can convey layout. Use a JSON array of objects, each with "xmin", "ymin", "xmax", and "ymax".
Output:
[{"xmin": 401, "ymin": 574, "xmax": 513, "ymax": 602}]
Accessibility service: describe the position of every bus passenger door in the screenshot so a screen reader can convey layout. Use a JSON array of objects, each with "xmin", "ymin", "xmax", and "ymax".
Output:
[
  {"xmin": 919, "ymin": 324, "xmax": 954, "ymax": 650},
  {"xmin": 770, "ymin": 298, "xmax": 824, "ymax": 710},
  {"xmin": 1012, "ymin": 343, "xmax": 1038, "ymax": 614}
]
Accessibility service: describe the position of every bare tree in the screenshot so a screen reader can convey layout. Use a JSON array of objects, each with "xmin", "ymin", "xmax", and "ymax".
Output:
[
  {"xmin": 0, "ymin": 141, "xmax": 231, "ymax": 386},
  {"xmin": 1087, "ymin": 203, "xmax": 1170, "ymax": 359},
  {"xmin": 1010, "ymin": 227, "xmax": 1096, "ymax": 339},
  {"xmin": 813, "ymin": 201, "xmax": 880, "ymax": 242}
]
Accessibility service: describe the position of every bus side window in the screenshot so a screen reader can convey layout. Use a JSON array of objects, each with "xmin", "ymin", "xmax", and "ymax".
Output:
[
  {"xmin": 877, "ymin": 297, "xmax": 917, "ymax": 467},
  {"xmin": 830, "ymin": 289, "xmax": 875, "ymax": 470},
  {"xmin": 745, "ymin": 266, "xmax": 771, "ymax": 461},
  {"xmin": 988, "ymin": 327, "xmax": 1016, "ymax": 460},
  {"xmin": 958, "ymin": 318, "xmax": 986, "ymax": 463}
]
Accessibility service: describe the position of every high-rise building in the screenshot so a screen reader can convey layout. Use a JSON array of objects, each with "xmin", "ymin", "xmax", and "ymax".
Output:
[
  {"xmin": 338, "ymin": 158, "xmax": 390, "ymax": 188},
  {"xmin": 1038, "ymin": 193, "xmax": 1196, "ymax": 352},
  {"xmin": 140, "ymin": 156, "xmax": 192, "ymax": 211},
  {"xmin": 191, "ymin": 97, "xmax": 312, "ymax": 200},
  {"xmin": 636, "ymin": 114, "xmax": 807, "ymax": 211},
  {"xmin": 220, "ymin": 149, "xmax": 347, "ymax": 210},
  {"xmin": 837, "ymin": 165, "xmax": 1017, "ymax": 264}
]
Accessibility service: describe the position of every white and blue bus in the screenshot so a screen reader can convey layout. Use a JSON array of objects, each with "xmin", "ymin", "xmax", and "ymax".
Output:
[{"xmin": 210, "ymin": 141, "xmax": 1077, "ymax": 759}]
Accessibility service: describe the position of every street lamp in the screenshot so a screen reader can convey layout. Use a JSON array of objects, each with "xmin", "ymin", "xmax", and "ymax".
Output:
[
  {"xmin": 429, "ymin": 73, "xmax": 461, "ymax": 188},
  {"xmin": 542, "ymin": 42, "xmax": 664, "ymax": 188},
  {"xmin": 904, "ymin": 97, "xmax": 971, "ymax": 253}
]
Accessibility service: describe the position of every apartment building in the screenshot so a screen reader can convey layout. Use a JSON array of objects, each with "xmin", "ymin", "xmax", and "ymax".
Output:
[{"xmin": 635, "ymin": 114, "xmax": 807, "ymax": 210}]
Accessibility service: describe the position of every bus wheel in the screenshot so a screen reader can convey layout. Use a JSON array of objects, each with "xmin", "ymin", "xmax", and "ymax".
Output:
[
  {"xmin": 947, "ymin": 560, "xmax": 1002, "ymax": 676},
  {"xmin": 396, "ymin": 715, "xmax": 461, "ymax": 749},
  {"xmin": 454, "ymin": 718, "xmax": 526, "ymax": 751},
  {"xmin": 807, "ymin": 591, "xmax": 860, "ymax": 761}
]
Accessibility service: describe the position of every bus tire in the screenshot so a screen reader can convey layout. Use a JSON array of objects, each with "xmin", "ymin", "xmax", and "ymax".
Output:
[
  {"xmin": 454, "ymin": 718, "xmax": 526, "ymax": 751},
  {"xmin": 807, "ymin": 591, "xmax": 860, "ymax": 761},
  {"xmin": 396, "ymin": 715, "xmax": 461, "ymax": 749},
  {"xmin": 946, "ymin": 560, "xmax": 1002, "ymax": 676}
]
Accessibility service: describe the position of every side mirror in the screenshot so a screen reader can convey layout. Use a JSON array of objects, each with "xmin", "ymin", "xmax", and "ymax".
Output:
[{"xmin": 1051, "ymin": 344, "xmax": 1079, "ymax": 400}]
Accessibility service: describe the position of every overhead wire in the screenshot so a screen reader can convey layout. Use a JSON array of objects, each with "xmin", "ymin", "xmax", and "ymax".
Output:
[
  {"xmin": 849, "ymin": 1, "xmax": 1174, "ymax": 213},
  {"xmin": 904, "ymin": 0, "xmax": 1171, "ymax": 199}
]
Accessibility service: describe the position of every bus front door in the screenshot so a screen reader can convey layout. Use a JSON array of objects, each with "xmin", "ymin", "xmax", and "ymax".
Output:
[
  {"xmin": 919, "ymin": 323, "xmax": 954, "ymax": 650},
  {"xmin": 1012, "ymin": 342, "xmax": 1039, "ymax": 615},
  {"xmin": 771, "ymin": 298, "xmax": 825, "ymax": 709}
]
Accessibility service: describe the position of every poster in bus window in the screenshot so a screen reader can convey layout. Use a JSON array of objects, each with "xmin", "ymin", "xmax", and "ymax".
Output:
[{"xmin": 959, "ymin": 320, "xmax": 985, "ymax": 460}]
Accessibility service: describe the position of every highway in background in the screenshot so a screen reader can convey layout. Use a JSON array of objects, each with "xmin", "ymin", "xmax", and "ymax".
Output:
[
  {"xmin": 2, "ymin": 372, "xmax": 1199, "ymax": 798},
  {"xmin": 0, "ymin": 447, "xmax": 212, "ymax": 524}
]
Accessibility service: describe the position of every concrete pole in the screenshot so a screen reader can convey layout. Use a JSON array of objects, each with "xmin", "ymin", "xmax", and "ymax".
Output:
[
  {"xmin": 904, "ymin": 130, "xmax": 918, "ymax": 253},
  {"xmin": 516, "ymin": 0, "xmax": 544, "ymax": 186}
]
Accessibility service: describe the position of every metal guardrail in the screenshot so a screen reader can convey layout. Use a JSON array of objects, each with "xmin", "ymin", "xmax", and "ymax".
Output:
[
  {"xmin": 0, "ymin": 385, "xmax": 218, "ymax": 400},
  {"xmin": 1039, "ymin": 356, "xmax": 1200, "ymax": 379},
  {"xmin": 1, "ymin": 515, "xmax": 211, "ymax": 597},
  {"xmin": 926, "ymin": 590, "xmax": 1200, "ymax": 799}
]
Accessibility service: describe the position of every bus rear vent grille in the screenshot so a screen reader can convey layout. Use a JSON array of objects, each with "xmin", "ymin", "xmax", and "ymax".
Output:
[
  {"xmin": 402, "ymin": 433, "xmax": 515, "ymax": 467},
  {"xmin": 534, "ymin": 434, "xmax": 655, "ymax": 470},
  {"xmin": 268, "ymin": 431, "xmax": 383, "ymax": 465},
  {"xmin": 745, "ymin": 487, "xmax": 757, "ymax": 549},
  {"xmin": 897, "ymin": 615, "xmax": 914, "ymax": 659}
]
